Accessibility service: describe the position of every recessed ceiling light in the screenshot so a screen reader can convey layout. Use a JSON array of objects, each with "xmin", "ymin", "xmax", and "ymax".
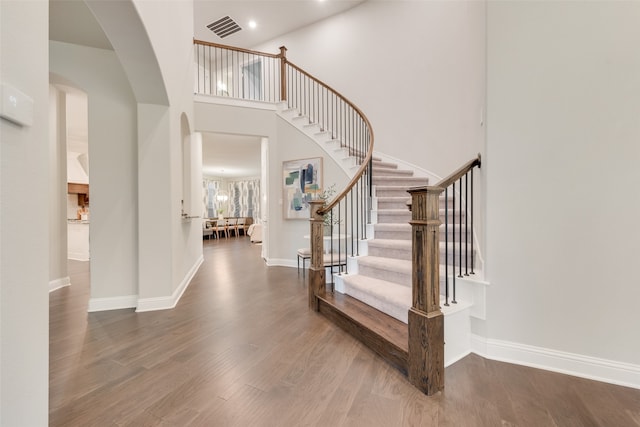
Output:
[{"xmin": 248, "ymin": 20, "xmax": 257, "ymax": 29}]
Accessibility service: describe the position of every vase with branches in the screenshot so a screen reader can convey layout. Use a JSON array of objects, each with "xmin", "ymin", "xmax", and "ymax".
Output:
[{"xmin": 319, "ymin": 184, "xmax": 341, "ymax": 235}]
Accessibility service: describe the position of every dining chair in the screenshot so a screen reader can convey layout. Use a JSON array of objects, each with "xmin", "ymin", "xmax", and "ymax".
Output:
[
  {"xmin": 235, "ymin": 217, "xmax": 246, "ymax": 236},
  {"xmin": 227, "ymin": 217, "xmax": 238, "ymax": 237},
  {"xmin": 213, "ymin": 219, "xmax": 228, "ymax": 239}
]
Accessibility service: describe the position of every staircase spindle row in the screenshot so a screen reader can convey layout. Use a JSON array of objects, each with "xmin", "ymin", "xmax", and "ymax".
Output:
[{"xmin": 441, "ymin": 161, "xmax": 480, "ymax": 307}]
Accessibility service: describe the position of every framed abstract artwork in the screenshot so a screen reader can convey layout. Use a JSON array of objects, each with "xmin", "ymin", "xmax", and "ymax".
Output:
[{"xmin": 283, "ymin": 157, "xmax": 323, "ymax": 219}]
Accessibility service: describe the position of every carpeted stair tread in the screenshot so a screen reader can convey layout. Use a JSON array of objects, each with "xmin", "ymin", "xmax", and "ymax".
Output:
[
  {"xmin": 372, "ymin": 168, "xmax": 414, "ymax": 177},
  {"xmin": 372, "ymin": 176, "xmax": 429, "ymax": 186},
  {"xmin": 368, "ymin": 239, "xmax": 411, "ymax": 250},
  {"xmin": 358, "ymin": 255, "xmax": 411, "ymax": 274},
  {"xmin": 357, "ymin": 256, "xmax": 412, "ymax": 286},
  {"xmin": 342, "ymin": 274, "xmax": 412, "ymax": 323},
  {"xmin": 374, "ymin": 223, "xmax": 411, "ymax": 232},
  {"xmin": 371, "ymin": 160, "xmax": 399, "ymax": 169},
  {"xmin": 373, "ymin": 223, "xmax": 412, "ymax": 240},
  {"xmin": 367, "ymin": 239, "xmax": 411, "ymax": 261}
]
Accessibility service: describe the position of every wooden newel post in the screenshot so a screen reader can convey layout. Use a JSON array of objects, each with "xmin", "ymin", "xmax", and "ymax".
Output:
[
  {"xmin": 279, "ymin": 46, "xmax": 287, "ymax": 102},
  {"xmin": 407, "ymin": 186, "xmax": 445, "ymax": 395},
  {"xmin": 308, "ymin": 201, "xmax": 325, "ymax": 310}
]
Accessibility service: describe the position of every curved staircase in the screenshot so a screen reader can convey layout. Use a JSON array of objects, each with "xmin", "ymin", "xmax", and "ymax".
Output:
[{"xmin": 193, "ymin": 39, "xmax": 482, "ymax": 395}]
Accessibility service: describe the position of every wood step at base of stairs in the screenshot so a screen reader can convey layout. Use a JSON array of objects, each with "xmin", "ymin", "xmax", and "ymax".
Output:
[
  {"xmin": 357, "ymin": 256, "xmax": 412, "ymax": 286},
  {"xmin": 317, "ymin": 291, "xmax": 408, "ymax": 375},
  {"xmin": 342, "ymin": 274, "xmax": 411, "ymax": 324}
]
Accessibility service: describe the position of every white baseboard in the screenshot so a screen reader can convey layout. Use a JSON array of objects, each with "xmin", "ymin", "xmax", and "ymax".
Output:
[
  {"xmin": 265, "ymin": 258, "xmax": 296, "ymax": 268},
  {"xmin": 49, "ymin": 276, "xmax": 71, "ymax": 292},
  {"xmin": 136, "ymin": 255, "xmax": 204, "ymax": 312},
  {"xmin": 68, "ymin": 253, "xmax": 89, "ymax": 261},
  {"xmin": 471, "ymin": 334, "xmax": 640, "ymax": 390},
  {"xmin": 88, "ymin": 294, "xmax": 138, "ymax": 312}
]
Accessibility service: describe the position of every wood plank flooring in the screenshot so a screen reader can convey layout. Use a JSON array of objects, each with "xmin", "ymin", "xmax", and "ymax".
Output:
[{"xmin": 50, "ymin": 238, "xmax": 640, "ymax": 426}]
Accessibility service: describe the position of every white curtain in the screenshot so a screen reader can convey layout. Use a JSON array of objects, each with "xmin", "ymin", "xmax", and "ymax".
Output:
[
  {"xmin": 202, "ymin": 178, "xmax": 223, "ymax": 218},
  {"xmin": 228, "ymin": 179, "xmax": 260, "ymax": 220},
  {"xmin": 203, "ymin": 178, "xmax": 260, "ymax": 220}
]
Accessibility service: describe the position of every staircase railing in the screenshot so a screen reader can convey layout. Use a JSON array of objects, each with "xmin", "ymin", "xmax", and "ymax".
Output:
[
  {"xmin": 193, "ymin": 38, "xmax": 374, "ymax": 295},
  {"xmin": 283, "ymin": 59, "xmax": 374, "ymax": 289},
  {"xmin": 406, "ymin": 154, "xmax": 481, "ymax": 394},
  {"xmin": 194, "ymin": 40, "xmax": 284, "ymax": 102}
]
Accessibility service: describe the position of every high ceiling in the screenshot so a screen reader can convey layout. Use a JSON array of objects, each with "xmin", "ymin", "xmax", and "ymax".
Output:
[
  {"xmin": 193, "ymin": 0, "xmax": 364, "ymax": 48},
  {"xmin": 49, "ymin": 0, "xmax": 364, "ymax": 179}
]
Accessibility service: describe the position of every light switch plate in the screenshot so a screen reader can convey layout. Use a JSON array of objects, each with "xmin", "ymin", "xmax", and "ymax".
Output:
[{"xmin": 1, "ymin": 82, "xmax": 34, "ymax": 127}]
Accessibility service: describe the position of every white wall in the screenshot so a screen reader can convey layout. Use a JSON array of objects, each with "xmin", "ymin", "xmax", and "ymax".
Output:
[
  {"xmin": 131, "ymin": 0, "xmax": 201, "ymax": 299},
  {"xmin": 50, "ymin": 41, "xmax": 139, "ymax": 304},
  {"xmin": 254, "ymin": 0, "xmax": 486, "ymax": 179},
  {"xmin": 49, "ymin": 86, "xmax": 69, "ymax": 289},
  {"xmin": 485, "ymin": 1, "xmax": 640, "ymax": 366},
  {"xmin": 68, "ymin": 0, "xmax": 200, "ymax": 307},
  {"xmin": 0, "ymin": 1, "xmax": 50, "ymax": 424},
  {"xmin": 272, "ymin": 118, "xmax": 349, "ymax": 265}
]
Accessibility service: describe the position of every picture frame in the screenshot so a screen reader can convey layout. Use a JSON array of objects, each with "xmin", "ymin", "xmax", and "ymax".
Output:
[{"xmin": 283, "ymin": 157, "xmax": 323, "ymax": 219}]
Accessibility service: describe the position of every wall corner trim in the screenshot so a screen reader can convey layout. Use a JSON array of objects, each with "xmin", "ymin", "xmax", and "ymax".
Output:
[
  {"xmin": 470, "ymin": 334, "xmax": 640, "ymax": 390},
  {"xmin": 49, "ymin": 276, "xmax": 71, "ymax": 293},
  {"xmin": 135, "ymin": 255, "xmax": 204, "ymax": 313}
]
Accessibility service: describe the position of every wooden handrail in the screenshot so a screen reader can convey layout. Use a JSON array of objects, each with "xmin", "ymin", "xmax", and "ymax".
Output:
[
  {"xmin": 407, "ymin": 154, "xmax": 481, "ymax": 212},
  {"xmin": 319, "ymin": 140, "xmax": 373, "ymax": 215},
  {"xmin": 193, "ymin": 38, "xmax": 282, "ymax": 59},
  {"xmin": 435, "ymin": 154, "xmax": 481, "ymax": 189},
  {"xmin": 285, "ymin": 61, "xmax": 375, "ymax": 215},
  {"xmin": 279, "ymin": 46, "xmax": 287, "ymax": 101}
]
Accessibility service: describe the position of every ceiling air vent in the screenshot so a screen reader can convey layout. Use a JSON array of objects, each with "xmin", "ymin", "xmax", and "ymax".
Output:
[{"xmin": 207, "ymin": 16, "xmax": 242, "ymax": 39}]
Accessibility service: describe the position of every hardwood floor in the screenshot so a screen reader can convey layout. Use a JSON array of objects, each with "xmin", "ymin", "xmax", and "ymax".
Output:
[{"xmin": 50, "ymin": 238, "xmax": 640, "ymax": 426}]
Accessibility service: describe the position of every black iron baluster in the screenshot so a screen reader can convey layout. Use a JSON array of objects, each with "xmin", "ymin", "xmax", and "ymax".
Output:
[
  {"xmin": 444, "ymin": 187, "xmax": 449, "ymax": 306},
  {"xmin": 452, "ymin": 181, "xmax": 456, "ymax": 304},
  {"xmin": 465, "ymin": 172, "xmax": 469, "ymax": 276},
  {"xmin": 458, "ymin": 177, "xmax": 463, "ymax": 279},
  {"xmin": 470, "ymin": 168, "xmax": 475, "ymax": 275}
]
